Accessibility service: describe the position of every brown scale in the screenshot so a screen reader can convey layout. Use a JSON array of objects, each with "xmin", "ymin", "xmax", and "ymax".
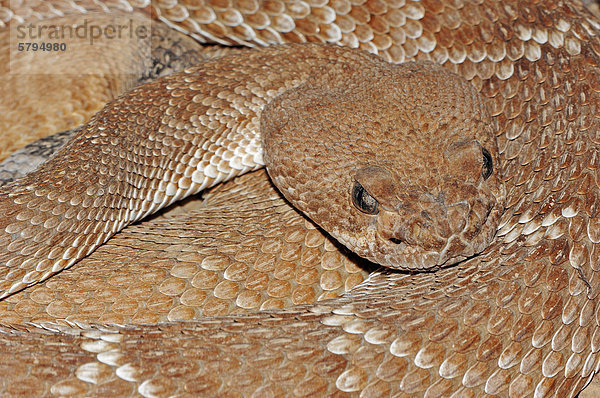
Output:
[
  {"xmin": 1, "ymin": 0, "xmax": 600, "ymax": 397},
  {"xmin": 0, "ymin": 45, "xmax": 395, "ymax": 301},
  {"xmin": 0, "ymin": 170, "xmax": 372, "ymax": 326}
]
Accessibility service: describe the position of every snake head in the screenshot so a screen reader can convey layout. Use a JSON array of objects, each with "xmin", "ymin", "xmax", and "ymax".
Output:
[{"xmin": 262, "ymin": 56, "xmax": 506, "ymax": 270}]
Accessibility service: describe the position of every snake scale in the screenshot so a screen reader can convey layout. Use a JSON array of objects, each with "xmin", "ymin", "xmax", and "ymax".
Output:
[{"xmin": 2, "ymin": 0, "xmax": 600, "ymax": 396}]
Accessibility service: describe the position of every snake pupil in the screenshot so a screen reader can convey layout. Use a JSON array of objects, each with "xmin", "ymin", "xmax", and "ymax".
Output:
[
  {"xmin": 352, "ymin": 181, "xmax": 379, "ymax": 215},
  {"xmin": 482, "ymin": 148, "xmax": 493, "ymax": 180}
]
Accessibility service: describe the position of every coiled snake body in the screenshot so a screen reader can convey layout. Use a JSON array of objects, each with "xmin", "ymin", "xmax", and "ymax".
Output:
[{"xmin": 1, "ymin": 0, "xmax": 600, "ymax": 396}]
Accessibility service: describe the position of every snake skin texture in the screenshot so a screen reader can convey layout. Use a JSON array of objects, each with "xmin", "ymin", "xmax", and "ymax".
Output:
[{"xmin": 2, "ymin": 0, "xmax": 600, "ymax": 397}]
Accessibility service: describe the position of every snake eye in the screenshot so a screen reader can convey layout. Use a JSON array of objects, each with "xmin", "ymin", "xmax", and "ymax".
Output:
[
  {"xmin": 352, "ymin": 181, "xmax": 379, "ymax": 215},
  {"xmin": 482, "ymin": 148, "xmax": 493, "ymax": 180}
]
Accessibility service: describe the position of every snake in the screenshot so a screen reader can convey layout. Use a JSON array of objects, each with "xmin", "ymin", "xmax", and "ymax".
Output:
[{"xmin": 1, "ymin": 0, "xmax": 600, "ymax": 396}]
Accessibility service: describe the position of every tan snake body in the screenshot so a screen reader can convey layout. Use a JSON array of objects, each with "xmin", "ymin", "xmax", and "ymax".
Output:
[{"xmin": 1, "ymin": 0, "xmax": 600, "ymax": 397}]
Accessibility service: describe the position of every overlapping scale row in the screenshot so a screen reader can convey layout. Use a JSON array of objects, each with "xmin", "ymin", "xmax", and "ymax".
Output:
[
  {"xmin": 0, "ymin": 170, "xmax": 372, "ymax": 326},
  {"xmin": 151, "ymin": 0, "xmax": 435, "ymax": 54},
  {"xmin": 146, "ymin": 0, "xmax": 600, "ymax": 396},
  {"xmin": 0, "ymin": 45, "xmax": 382, "ymax": 298},
  {"xmin": 0, "ymin": 0, "xmax": 151, "ymax": 27},
  {"xmin": 2, "ymin": 0, "xmax": 600, "ymax": 397}
]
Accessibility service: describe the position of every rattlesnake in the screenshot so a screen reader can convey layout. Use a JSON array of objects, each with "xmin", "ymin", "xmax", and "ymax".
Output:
[{"xmin": 1, "ymin": 0, "xmax": 600, "ymax": 396}]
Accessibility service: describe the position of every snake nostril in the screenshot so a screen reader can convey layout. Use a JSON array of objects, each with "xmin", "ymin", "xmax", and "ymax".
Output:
[{"xmin": 389, "ymin": 237, "xmax": 403, "ymax": 245}]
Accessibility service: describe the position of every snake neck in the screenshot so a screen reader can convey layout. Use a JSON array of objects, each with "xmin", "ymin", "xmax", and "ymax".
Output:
[{"xmin": 0, "ymin": 44, "xmax": 391, "ymax": 298}]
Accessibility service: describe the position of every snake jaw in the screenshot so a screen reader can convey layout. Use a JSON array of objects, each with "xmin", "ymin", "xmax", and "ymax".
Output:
[
  {"xmin": 354, "ymin": 198, "xmax": 499, "ymax": 270},
  {"xmin": 341, "ymin": 163, "xmax": 503, "ymax": 270}
]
